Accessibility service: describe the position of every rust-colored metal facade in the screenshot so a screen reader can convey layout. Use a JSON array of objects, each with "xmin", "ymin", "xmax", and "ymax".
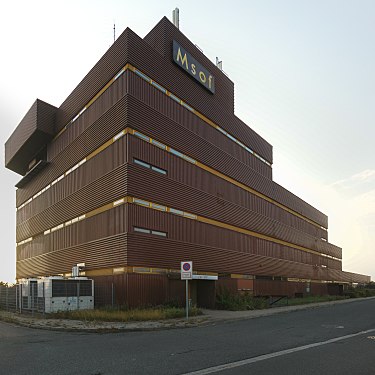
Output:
[{"xmin": 5, "ymin": 17, "xmax": 370, "ymax": 306}]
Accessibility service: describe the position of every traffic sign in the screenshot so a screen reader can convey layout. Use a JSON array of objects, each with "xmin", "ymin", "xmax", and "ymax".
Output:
[{"xmin": 181, "ymin": 261, "xmax": 192, "ymax": 280}]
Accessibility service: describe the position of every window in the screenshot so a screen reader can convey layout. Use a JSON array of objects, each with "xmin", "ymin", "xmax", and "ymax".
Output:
[
  {"xmin": 134, "ymin": 227, "xmax": 150, "ymax": 234},
  {"xmin": 169, "ymin": 93, "xmax": 181, "ymax": 103},
  {"xmin": 169, "ymin": 148, "xmax": 184, "ymax": 158},
  {"xmin": 151, "ymin": 166, "xmax": 167, "ymax": 175},
  {"xmin": 151, "ymin": 230, "xmax": 167, "ymax": 237},
  {"xmin": 183, "ymin": 212, "xmax": 197, "ymax": 220},
  {"xmin": 151, "ymin": 203, "xmax": 167, "ymax": 211},
  {"xmin": 134, "ymin": 131, "xmax": 150, "ymax": 142},
  {"xmin": 134, "ymin": 227, "xmax": 167, "ymax": 237},
  {"xmin": 133, "ymin": 158, "xmax": 167, "ymax": 175},
  {"xmin": 134, "ymin": 69, "xmax": 151, "ymax": 83},
  {"xmin": 134, "ymin": 159, "xmax": 150, "ymax": 169},
  {"xmin": 151, "ymin": 81, "xmax": 167, "ymax": 93},
  {"xmin": 151, "ymin": 139, "xmax": 166, "ymax": 150},
  {"xmin": 169, "ymin": 208, "xmax": 184, "ymax": 216},
  {"xmin": 133, "ymin": 198, "xmax": 150, "ymax": 207}
]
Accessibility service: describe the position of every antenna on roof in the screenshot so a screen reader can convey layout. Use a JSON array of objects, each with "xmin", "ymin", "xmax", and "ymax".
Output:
[
  {"xmin": 216, "ymin": 57, "xmax": 223, "ymax": 71},
  {"xmin": 113, "ymin": 23, "xmax": 116, "ymax": 43},
  {"xmin": 172, "ymin": 7, "xmax": 179, "ymax": 29}
]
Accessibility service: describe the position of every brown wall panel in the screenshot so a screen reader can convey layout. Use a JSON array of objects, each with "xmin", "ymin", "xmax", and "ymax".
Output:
[
  {"xmin": 49, "ymin": 72, "xmax": 129, "ymax": 161},
  {"xmin": 254, "ymin": 280, "xmax": 306, "ymax": 297},
  {"xmin": 16, "ymin": 95, "xmax": 129, "ymax": 206},
  {"xmin": 142, "ymin": 18, "xmax": 273, "ymax": 163},
  {"xmin": 126, "ymin": 232, "xmax": 333, "ymax": 281},
  {"xmin": 127, "ymin": 95, "xmax": 327, "ymax": 227},
  {"xmin": 16, "ymin": 164, "xmax": 128, "ymax": 241},
  {"xmin": 129, "ymin": 136, "xmax": 328, "ymax": 241},
  {"xmin": 5, "ymin": 100, "xmax": 57, "ymax": 175},
  {"xmin": 53, "ymin": 18, "xmax": 271, "ymax": 162},
  {"xmin": 127, "ymin": 204, "xmax": 341, "ymax": 270},
  {"xmin": 127, "ymin": 71, "xmax": 272, "ymax": 179},
  {"xmin": 16, "ymin": 233, "xmax": 127, "ymax": 279},
  {"xmin": 127, "ymin": 164, "xmax": 340, "ymax": 259},
  {"xmin": 17, "ymin": 205, "xmax": 128, "ymax": 262},
  {"xmin": 55, "ymin": 32, "xmax": 129, "ymax": 133},
  {"xmin": 17, "ymin": 137, "xmax": 128, "ymax": 224},
  {"xmin": 93, "ymin": 274, "xmax": 183, "ymax": 308},
  {"xmin": 127, "ymin": 231, "xmax": 367, "ymax": 283}
]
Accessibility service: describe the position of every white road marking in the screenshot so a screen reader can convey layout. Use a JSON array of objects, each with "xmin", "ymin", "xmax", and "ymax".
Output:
[{"xmin": 183, "ymin": 328, "xmax": 375, "ymax": 375}]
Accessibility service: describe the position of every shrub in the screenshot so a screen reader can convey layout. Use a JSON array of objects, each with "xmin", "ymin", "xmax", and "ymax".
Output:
[{"xmin": 215, "ymin": 287, "xmax": 267, "ymax": 310}]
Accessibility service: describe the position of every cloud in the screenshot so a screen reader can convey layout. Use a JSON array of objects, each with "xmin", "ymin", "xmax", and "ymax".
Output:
[{"xmin": 330, "ymin": 169, "xmax": 375, "ymax": 191}]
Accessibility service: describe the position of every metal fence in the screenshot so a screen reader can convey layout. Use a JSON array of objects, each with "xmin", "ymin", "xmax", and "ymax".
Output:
[{"xmin": 0, "ymin": 285, "xmax": 18, "ymax": 312}]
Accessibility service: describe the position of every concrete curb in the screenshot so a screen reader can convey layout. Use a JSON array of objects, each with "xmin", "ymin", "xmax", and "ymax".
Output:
[
  {"xmin": 1, "ymin": 297, "xmax": 374, "ymax": 333},
  {"xmin": 201, "ymin": 296, "xmax": 375, "ymax": 323}
]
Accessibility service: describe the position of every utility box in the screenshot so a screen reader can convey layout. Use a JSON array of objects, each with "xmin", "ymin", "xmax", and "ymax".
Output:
[
  {"xmin": 18, "ymin": 277, "xmax": 94, "ymax": 313},
  {"xmin": 40, "ymin": 277, "xmax": 94, "ymax": 313}
]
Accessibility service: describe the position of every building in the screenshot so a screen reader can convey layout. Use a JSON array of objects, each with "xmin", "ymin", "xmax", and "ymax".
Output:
[{"xmin": 5, "ymin": 16, "xmax": 370, "ymax": 307}]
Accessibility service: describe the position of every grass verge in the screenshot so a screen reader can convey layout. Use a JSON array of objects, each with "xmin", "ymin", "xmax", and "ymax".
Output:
[
  {"xmin": 47, "ymin": 306, "xmax": 202, "ymax": 322},
  {"xmin": 278, "ymin": 295, "xmax": 348, "ymax": 307}
]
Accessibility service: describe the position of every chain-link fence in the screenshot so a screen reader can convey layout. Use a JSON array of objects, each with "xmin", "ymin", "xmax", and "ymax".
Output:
[
  {"xmin": 0, "ymin": 285, "xmax": 18, "ymax": 312},
  {"xmin": 94, "ymin": 282, "xmax": 117, "ymax": 307}
]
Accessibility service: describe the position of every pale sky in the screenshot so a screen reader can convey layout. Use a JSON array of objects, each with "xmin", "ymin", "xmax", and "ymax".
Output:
[{"xmin": 0, "ymin": 0, "xmax": 374, "ymax": 283}]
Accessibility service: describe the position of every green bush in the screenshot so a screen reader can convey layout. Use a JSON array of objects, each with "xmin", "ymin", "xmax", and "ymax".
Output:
[
  {"xmin": 344, "ymin": 287, "xmax": 375, "ymax": 298},
  {"xmin": 215, "ymin": 287, "xmax": 267, "ymax": 310}
]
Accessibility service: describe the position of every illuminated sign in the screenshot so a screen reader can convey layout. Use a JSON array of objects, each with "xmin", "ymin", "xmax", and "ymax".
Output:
[{"xmin": 173, "ymin": 40, "xmax": 215, "ymax": 94}]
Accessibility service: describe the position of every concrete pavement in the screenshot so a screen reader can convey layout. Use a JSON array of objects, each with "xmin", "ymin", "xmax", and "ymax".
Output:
[{"xmin": 1, "ymin": 296, "xmax": 374, "ymax": 332}]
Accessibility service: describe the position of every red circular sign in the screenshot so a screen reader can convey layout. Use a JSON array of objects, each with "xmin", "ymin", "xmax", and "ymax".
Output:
[{"xmin": 183, "ymin": 263, "xmax": 191, "ymax": 271}]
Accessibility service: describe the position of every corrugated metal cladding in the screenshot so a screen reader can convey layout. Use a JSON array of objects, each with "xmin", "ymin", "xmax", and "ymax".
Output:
[
  {"xmin": 143, "ymin": 17, "xmax": 273, "ymax": 163},
  {"xmin": 5, "ymin": 99, "xmax": 57, "ymax": 175},
  {"xmin": 127, "ymin": 95, "xmax": 327, "ymax": 227},
  {"xmin": 93, "ymin": 274, "xmax": 186, "ymax": 308},
  {"xmin": 126, "ymin": 232, "xmax": 367, "ymax": 283},
  {"xmin": 17, "ymin": 138, "xmax": 128, "ymax": 224},
  {"xmin": 128, "ymin": 72, "xmax": 272, "ymax": 179},
  {"xmin": 7, "ymin": 16, "xmax": 370, "ymax": 299},
  {"xmin": 127, "ymin": 204, "xmax": 341, "ymax": 270},
  {"xmin": 17, "ymin": 205, "xmax": 128, "ymax": 262},
  {"xmin": 127, "ymin": 164, "xmax": 339, "ymax": 259},
  {"xmin": 16, "ymin": 94, "xmax": 129, "ymax": 206},
  {"xmin": 16, "ymin": 233, "xmax": 127, "ymax": 279},
  {"xmin": 129, "ymin": 136, "xmax": 328, "ymax": 240},
  {"xmin": 253, "ymin": 280, "xmax": 329, "ymax": 298},
  {"xmin": 16, "ymin": 164, "xmax": 128, "ymax": 241}
]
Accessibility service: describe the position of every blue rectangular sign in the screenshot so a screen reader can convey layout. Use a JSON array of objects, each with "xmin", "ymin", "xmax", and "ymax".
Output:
[{"xmin": 173, "ymin": 40, "xmax": 215, "ymax": 94}]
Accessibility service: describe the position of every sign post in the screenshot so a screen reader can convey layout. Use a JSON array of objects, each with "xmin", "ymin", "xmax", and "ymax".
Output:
[{"xmin": 181, "ymin": 261, "xmax": 193, "ymax": 320}]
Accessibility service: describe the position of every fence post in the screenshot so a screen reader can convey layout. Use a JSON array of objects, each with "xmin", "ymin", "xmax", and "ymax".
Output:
[
  {"xmin": 19, "ymin": 284, "xmax": 22, "ymax": 314},
  {"xmin": 6, "ymin": 287, "xmax": 8, "ymax": 311},
  {"xmin": 111, "ymin": 282, "xmax": 114, "ymax": 308},
  {"xmin": 77, "ymin": 281, "xmax": 80, "ymax": 310},
  {"xmin": 43, "ymin": 282, "xmax": 45, "ymax": 317},
  {"xmin": 30, "ymin": 283, "xmax": 34, "ymax": 316}
]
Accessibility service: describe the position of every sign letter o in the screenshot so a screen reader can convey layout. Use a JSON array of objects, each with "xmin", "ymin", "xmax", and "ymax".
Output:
[{"xmin": 199, "ymin": 71, "xmax": 206, "ymax": 83}]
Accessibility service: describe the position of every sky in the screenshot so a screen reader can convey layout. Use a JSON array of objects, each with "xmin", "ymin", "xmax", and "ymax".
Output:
[{"xmin": 0, "ymin": 0, "xmax": 374, "ymax": 283}]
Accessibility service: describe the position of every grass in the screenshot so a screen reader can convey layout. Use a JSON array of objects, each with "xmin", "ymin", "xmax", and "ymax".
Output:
[
  {"xmin": 47, "ymin": 306, "xmax": 202, "ymax": 322},
  {"xmin": 276, "ymin": 295, "xmax": 348, "ymax": 307},
  {"xmin": 215, "ymin": 287, "xmax": 355, "ymax": 311}
]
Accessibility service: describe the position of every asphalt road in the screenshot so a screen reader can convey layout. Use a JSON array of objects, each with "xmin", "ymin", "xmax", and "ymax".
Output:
[{"xmin": 1, "ymin": 298, "xmax": 375, "ymax": 375}]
